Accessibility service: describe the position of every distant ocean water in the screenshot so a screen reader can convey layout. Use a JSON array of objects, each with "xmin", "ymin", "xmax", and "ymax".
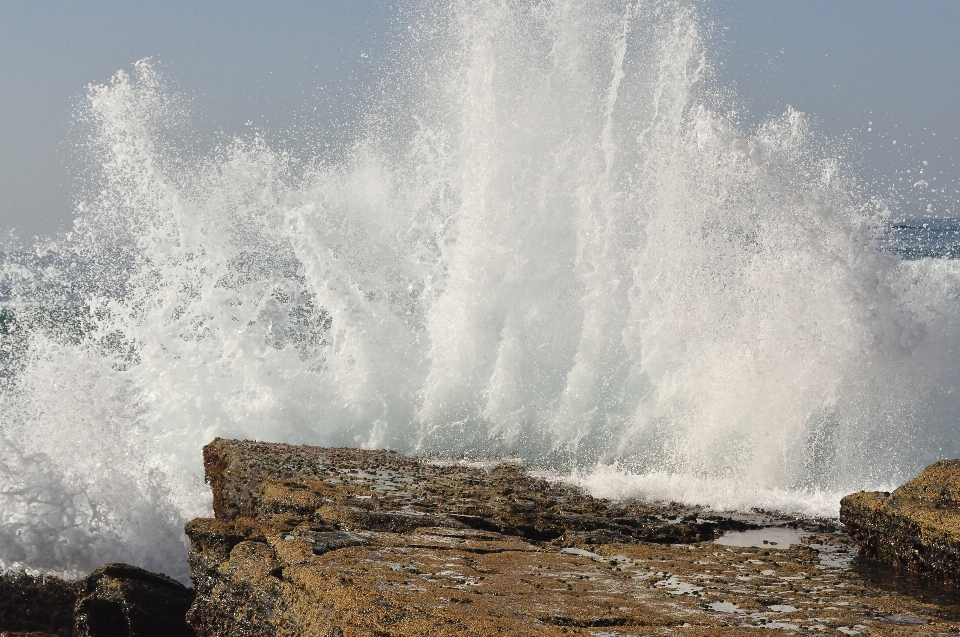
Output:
[
  {"xmin": 2, "ymin": 0, "xmax": 960, "ymax": 583},
  {"xmin": 881, "ymin": 218, "xmax": 960, "ymax": 260}
]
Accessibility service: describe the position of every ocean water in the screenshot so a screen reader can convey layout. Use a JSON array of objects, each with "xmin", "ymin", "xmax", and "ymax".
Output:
[
  {"xmin": 2, "ymin": 0, "xmax": 959, "ymax": 582},
  {"xmin": 880, "ymin": 218, "xmax": 960, "ymax": 260}
]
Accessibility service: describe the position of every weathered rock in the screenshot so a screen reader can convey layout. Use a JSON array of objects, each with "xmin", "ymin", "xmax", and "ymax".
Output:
[
  {"xmin": 0, "ymin": 573, "xmax": 77, "ymax": 637},
  {"xmin": 841, "ymin": 459, "xmax": 960, "ymax": 584},
  {"xmin": 73, "ymin": 563, "xmax": 194, "ymax": 637},
  {"xmin": 189, "ymin": 438, "xmax": 714, "ymax": 636},
  {"xmin": 186, "ymin": 439, "xmax": 960, "ymax": 636},
  {"xmin": 200, "ymin": 437, "xmax": 720, "ymax": 545}
]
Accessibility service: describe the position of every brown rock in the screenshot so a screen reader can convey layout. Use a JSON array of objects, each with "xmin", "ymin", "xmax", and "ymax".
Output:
[
  {"xmin": 185, "ymin": 439, "xmax": 960, "ymax": 636},
  {"xmin": 841, "ymin": 459, "xmax": 960, "ymax": 584},
  {"xmin": 1, "ymin": 563, "xmax": 194, "ymax": 637},
  {"xmin": 199, "ymin": 437, "xmax": 718, "ymax": 545}
]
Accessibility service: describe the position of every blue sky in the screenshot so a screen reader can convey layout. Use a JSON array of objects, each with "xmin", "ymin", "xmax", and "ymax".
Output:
[
  {"xmin": 2, "ymin": 0, "xmax": 958, "ymax": 237},
  {"xmin": 712, "ymin": 0, "xmax": 960, "ymax": 220}
]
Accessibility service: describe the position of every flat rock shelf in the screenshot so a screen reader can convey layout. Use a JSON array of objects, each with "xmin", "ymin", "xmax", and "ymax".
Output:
[{"xmin": 183, "ymin": 439, "xmax": 960, "ymax": 636}]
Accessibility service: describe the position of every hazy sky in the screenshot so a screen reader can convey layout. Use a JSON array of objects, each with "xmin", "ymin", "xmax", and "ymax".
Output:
[{"xmin": 2, "ymin": 0, "xmax": 959, "ymax": 238}]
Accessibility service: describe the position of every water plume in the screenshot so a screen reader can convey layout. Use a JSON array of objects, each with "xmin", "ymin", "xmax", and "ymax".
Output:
[{"xmin": 2, "ymin": 0, "xmax": 959, "ymax": 581}]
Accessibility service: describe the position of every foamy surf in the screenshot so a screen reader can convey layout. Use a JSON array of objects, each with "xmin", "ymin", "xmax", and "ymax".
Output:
[
  {"xmin": 2, "ymin": 0, "xmax": 959, "ymax": 581},
  {"xmin": 568, "ymin": 466, "xmax": 893, "ymax": 520}
]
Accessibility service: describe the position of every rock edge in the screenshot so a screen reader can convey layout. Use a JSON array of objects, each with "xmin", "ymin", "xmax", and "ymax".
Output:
[{"xmin": 841, "ymin": 459, "xmax": 960, "ymax": 584}]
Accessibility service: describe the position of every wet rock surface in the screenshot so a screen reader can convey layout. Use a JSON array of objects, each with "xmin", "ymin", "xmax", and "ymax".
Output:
[
  {"xmin": 841, "ymin": 459, "xmax": 960, "ymax": 585},
  {"xmin": 0, "ymin": 564, "xmax": 193, "ymax": 637},
  {"xmin": 74, "ymin": 563, "xmax": 195, "ymax": 637},
  {"xmin": 200, "ymin": 437, "xmax": 725, "ymax": 546},
  {"xmin": 186, "ymin": 439, "xmax": 960, "ymax": 636},
  {"xmin": 0, "ymin": 573, "xmax": 77, "ymax": 637}
]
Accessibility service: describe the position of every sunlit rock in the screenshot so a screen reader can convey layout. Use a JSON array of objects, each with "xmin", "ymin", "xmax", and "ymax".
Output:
[
  {"xmin": 841, "ymin": 459, "xmax": 960, "ymax": 583},
  {"xmin": 184, "ymin": 439, "xmax": 960, "ymax": 636}
]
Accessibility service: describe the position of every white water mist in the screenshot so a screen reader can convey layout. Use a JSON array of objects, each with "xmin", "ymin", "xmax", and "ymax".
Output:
[{"xmin": 2, "ymin": 0, "xmax": 959, "ymax": 581}]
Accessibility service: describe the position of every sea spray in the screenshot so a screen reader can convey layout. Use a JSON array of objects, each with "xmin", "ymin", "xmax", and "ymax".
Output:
[{"xmin": 2, "ymin": 0, "xmax": 959, "ymax": 581}]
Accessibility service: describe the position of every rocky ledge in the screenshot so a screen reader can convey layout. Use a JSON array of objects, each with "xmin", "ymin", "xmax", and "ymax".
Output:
[
  {"xmin": 841, "ymin": 459, "xmax": 960, "ymax": 584},
  {"xmin": 184, "ymin": 439, "xmax": 960, "ymax": 636},
  {"xmin": 3, "ymin": 442, "xmax": 960, "ymax": 636}
]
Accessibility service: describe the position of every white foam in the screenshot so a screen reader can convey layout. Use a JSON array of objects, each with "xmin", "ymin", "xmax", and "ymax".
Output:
[
  {"xmin": 2, "ymin": 0, "xmax": 959, "ymax": 581},
  {"xmin": 570, "ymin": 467, "xmax": 888, "ymax": 519}
]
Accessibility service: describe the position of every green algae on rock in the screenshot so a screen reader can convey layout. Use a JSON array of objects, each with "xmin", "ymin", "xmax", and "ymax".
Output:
[{"xmin": 841, "ymin": 459, "xmax": 960, "ymax": 584}]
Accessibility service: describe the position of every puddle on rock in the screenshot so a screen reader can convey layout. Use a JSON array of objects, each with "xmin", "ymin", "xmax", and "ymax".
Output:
[
  {"xmin": 712, "ymin": 526, "xmax": 808, "ymax": 549},
  {"xmin": 713, "ymin": 526, "xmax": 857, "ymax": 569},
  {"xmin": 801, "ymin": 534, "xmax": 856, "ymax": 569}
]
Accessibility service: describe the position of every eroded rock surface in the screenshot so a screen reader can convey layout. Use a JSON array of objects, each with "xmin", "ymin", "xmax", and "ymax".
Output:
[
  {"xmin": 841, "ymin": 459, "xmax": 960, "ymax": 584},
  {"xmin": 186, "ymin": 439, "xmax": 960, "ymax": 636}
]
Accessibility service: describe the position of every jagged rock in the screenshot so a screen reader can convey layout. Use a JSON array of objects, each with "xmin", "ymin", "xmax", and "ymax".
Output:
[
  {"xmin": 73, "ymin": 563, "xmax": 194, "ymax": 637},
  {"xmin": 0, "ymin": 573, "xmax": 77, "ymax": 637},
  {"xmin": 841, "ymin": 459, "xmax": 960, "ymax": 583}
]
